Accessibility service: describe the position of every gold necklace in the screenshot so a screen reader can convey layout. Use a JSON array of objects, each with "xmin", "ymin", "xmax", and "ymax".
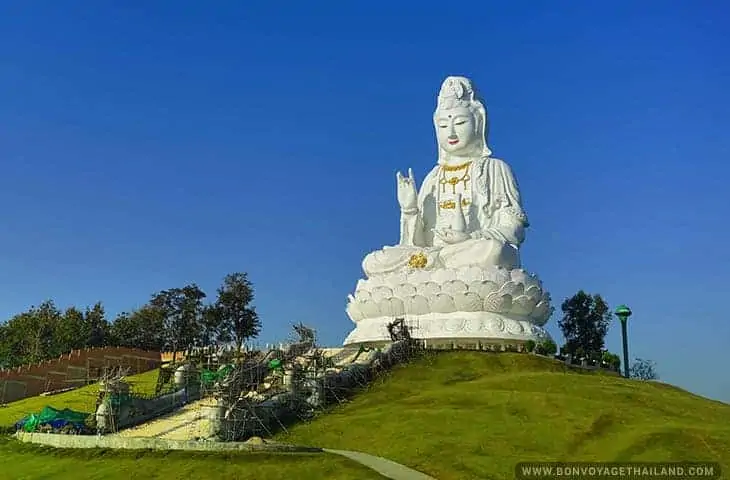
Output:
[
  {"xmin": 439, "ymin": 163, "xmax": 471, "ymax": 194},
  {"xmin": 440, "ymin": 161, "xmax": 471, "ymax": 172}
]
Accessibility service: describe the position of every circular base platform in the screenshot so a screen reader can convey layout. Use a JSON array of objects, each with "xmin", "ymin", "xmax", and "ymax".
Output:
[{"xmin": 343, "ymin": 311, "xmax": 551, "ymax": 346}]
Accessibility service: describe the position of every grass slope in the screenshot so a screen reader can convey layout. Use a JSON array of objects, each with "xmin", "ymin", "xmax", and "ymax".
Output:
[
  {"xmin": 276, "ymin": 352, "xmax": 730, "ymax": 480},
  {"xmin": 0, "ymin": 369, "xmax": 160, "ymax": 428},
  {"xmin": 0, "ymin": 437, "xmax": 384, "ymax": 480},
  {"xmin": 0, "ymin": 369, "xmax": 383, "ymax": 479}
]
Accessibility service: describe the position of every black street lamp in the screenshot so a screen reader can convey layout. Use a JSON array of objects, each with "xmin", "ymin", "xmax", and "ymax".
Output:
[{"xmin": 615, "ymin": 304, "xmax": 632, "ymax": 378}]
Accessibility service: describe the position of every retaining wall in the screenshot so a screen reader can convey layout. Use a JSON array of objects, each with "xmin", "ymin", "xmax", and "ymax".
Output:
[
  {"xmin": 0, "ymin": 347, "xmax": 162, "ymax": 404},
  {"xmin": 14, "ymin": 431, "xmax": 321, "ymax": 453}
]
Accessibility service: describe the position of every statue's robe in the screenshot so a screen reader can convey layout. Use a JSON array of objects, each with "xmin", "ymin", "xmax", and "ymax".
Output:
[{"xmin": 362, "ymin": 156, "xmax": 528, "ymax": 277}]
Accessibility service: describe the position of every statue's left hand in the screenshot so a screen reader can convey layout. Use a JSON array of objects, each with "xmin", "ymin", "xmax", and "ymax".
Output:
[{"xmin": 434, "ymin": 227, "xmax": 470, "ymax": 244}]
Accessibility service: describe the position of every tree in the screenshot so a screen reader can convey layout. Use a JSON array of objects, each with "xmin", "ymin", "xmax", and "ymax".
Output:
[
  {"xmin": 214, "ymin": 272, "xmax": 260, "ymax": 353},
  {"xmin": 109, "ymin": 306, "xmax": 166, "ymax": 351},
  {"xmin": 0, "ymin": 324, "xmax": 14, "ymax": 369},
  {"xmin": 83, "ymin": 302, "xmax": 110, "ymax": 348},
  {"xmin": 3, "ymin": 300, "xmax": 63, "ymax": 365},
  {"xmin": 558, "ymin": 291, "xmax": 611, "ymax": 360},
  {"xmin": 200, "ymin": 304, "xmax": 231, "ymax": 347},
  {"xmin": 150, "ymin": 284, "xmax": 207, "ymax": 361},
  {"xmin": 56, "ymin": 306, "xmax": 86, "ymax": 354},
  {"xmin": 630, "ymin": 358, "xmax": 659, "ymax": 380}
]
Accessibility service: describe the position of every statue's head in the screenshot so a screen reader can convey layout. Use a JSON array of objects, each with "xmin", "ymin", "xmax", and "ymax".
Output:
[{"xmin": 434, "ymin": 76, "xmax": 491, "ymax": 160}]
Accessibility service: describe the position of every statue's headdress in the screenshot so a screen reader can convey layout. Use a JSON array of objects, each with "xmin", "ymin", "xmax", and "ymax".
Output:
[{"xmin": 434, "ymin": 76, "xmax": 492, "ymax": 157}]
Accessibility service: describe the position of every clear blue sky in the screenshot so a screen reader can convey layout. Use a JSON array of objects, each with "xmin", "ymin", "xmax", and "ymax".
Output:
[{"xmin": 1, "ymin": 2, "xmax": 728, "ymax": 402}]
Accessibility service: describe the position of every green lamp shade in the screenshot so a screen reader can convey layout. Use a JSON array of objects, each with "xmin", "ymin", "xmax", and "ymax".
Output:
[{"xmin": 615, "ymin": 304, "xmax": 632, "ymax": 321}]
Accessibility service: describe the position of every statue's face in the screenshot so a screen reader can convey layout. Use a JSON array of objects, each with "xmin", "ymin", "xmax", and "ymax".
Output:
[{"xmin": 435, "ymin": 106, "xmax": 478, "ymax": 155}]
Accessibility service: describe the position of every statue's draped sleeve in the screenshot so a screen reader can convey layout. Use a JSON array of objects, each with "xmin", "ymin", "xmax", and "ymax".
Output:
[{"xmin": 476, "ymin": 158, "xmax": 528, "ymax": 247}]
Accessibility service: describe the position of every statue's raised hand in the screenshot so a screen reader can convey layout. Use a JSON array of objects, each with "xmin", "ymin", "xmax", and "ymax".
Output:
[{"xmin": 396, "ymin": 168, "xmax": 418, "ymax": 213}]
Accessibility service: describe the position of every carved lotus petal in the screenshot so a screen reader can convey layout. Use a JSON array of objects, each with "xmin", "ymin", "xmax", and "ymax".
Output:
[
  {"xmin": 404, "ymin": 295, "xmax": 430, "ymax": 315},
  {"xmin": 355, "ymin": 279, "xmax": 369, "ymax": 292},
  {"xmin": 416, "ymin": 281, "xmax": 441, "ymax": 297},
  {"xmin": 394, "ymin": 283, "xmax": 417, "ymax": 298},
  {"xmin": 366, "ymin": 276, "xmax": 384, "ymax": 287},
  {"xmin": 378, "ymin": 297, "xmax": 405, "ymax": 317},
  {"xmin": 469, "ymin": 280, "xmax": 499, "ymax": 298},
  {"xmin": 492, "ymin": 267, "xmax": 511, "ymax": 284},
  {"xmin": 459, "ymin": 266, "xmax": 484, "ymax": 283},
  {"xmin": 385, "ymin": 273, "xmax": 408, "ymax": 289},
  {"xmin": 346, "ymin": 302, "xmax": 364, "ymax": 322},
  {"xmin": 510, "ymin": 268, "xmax": 528, "ymax": 283},
  {"xmin": 484, "ymin": 293, "xmax": 513, "ymax": 313},
  {"xmin": 430, "ymin": 293, "xmax": 456, "ymax": 313},
  {"xmin": 453, "ymin": 292, "xmax": 482, "ymax": 312},
  {"xmin": 431, "ymin": 269, "xmax": 456, "ymax": 284},
  {"xmin": 408, "ymin": 269, "xmax": 431, "ymax": 284},
  {"xmin": 441, "ymin": 280, "xmax": 468, "ymax": 296},
  {"xmin": 360, "ymin": 300, "xmax": 381, "ymax": 318},
  {"xmin": 370, "ymin": 286, "xmax": 393, "ymax": 302},
  {"xmin": 521, "ymin": 275, "xmax": 540, "ymax": 292},
  {"xmin": 531, "ymin": 300, "xmax": 551, "ymax": 325},
  {"xmin": 498, "ymin": 281, "xmax": 524, "ymax": 297},
  {"xmin": 354, "ymin": 290, "xmax": 371, "ymax": 302},
  {"xmin": 524, "ymin": 285, "xmax": 542, "ymax": 300},
  {"xmin": 511, "ymin": 295, "xmax": 538, "ymax": 316}
]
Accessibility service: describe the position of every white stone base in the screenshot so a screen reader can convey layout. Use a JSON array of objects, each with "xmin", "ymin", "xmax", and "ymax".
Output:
[{"xmin": 343, "ymin": 311, "xmax": 551, "ymax": 346}]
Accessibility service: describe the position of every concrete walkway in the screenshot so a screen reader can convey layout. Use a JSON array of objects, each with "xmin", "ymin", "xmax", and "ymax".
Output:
[
  {"xmin": 108, "ymin": 402, "xmax": 437, "ymax": 479},
  {"xmin": 324, "ymin": 448, "xmax": 436, "ymax": 480}
]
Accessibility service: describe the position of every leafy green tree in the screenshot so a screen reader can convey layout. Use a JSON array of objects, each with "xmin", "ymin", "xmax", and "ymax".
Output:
[
  {"xmin": 110, "ymin": 306, "xmax": 166, "ymax": 351},
  {"xmin": 4, "ymin": 300, "xmax": 63, "ymax": 364},
  {"xmin": 56, "ymin": 306, "xmax": 86, "ymax": 353},
  {"xmin": 200, "ymin": 304, "xmax": 231, "ymax": 347},
  {"xmin": 0, "ymin": 324, "xmax": 15, "ymax": 368},
  {"xmin": 558, "ymin": 291, "xmax": 611, "ymax": 360},
  {"xmin": 150, "ymin": 284, "xmax": 207, "ymax": 361},
  {"xmin": 214, "ymin": 272, "xmax": 260, "ymax": 353},
  {"xmin": 83, "ymin": 302, "xmax": 110, "ymax": 348}
]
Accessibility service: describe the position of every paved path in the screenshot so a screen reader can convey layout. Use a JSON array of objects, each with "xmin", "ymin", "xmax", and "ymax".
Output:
[
  {"xmin": 111, "ymin": 402, "xmax": 437, "ymax": 479},
  {"xmin": 324, "ymin": 448, "xmax": 436, "ymax": 480},
  {"xmin": 113, "ymin": 399, "xmax": 213, "ymax": 440}
]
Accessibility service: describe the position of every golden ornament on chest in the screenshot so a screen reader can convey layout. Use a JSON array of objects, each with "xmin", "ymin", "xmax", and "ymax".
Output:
[{"xmin": 439, "ymin": 162, "xmax": 471, "ymax": 194}]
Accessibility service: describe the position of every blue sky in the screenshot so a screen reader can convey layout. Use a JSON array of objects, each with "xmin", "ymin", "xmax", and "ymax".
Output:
[{"xmin": 1, "ymin": 2, "xmax": 729, "ymax": 402}]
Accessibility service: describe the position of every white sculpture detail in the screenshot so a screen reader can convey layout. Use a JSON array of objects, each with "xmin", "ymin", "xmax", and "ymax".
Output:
[{"xmin": 344, "ymin": 76, "xmax": 553, "ymax": 346}]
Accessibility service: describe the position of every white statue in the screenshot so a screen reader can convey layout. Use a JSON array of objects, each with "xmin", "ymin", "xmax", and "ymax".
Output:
[
  {"xmin": 362, "ymin": 76, "xmax": 527, "ymax": 277},
  {"xmin": 344, "ymin": 76, "xmax": 552, "ymax": 348}
]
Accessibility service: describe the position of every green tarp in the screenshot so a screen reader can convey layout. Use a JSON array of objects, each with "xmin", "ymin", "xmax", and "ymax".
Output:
[
  {"xmin": 20, "ymin": 405, "xmax": 89, "ymax": 432},
  {"xmin": 200, "ymin": 364, "xmax": 234, "ymax": 386}
]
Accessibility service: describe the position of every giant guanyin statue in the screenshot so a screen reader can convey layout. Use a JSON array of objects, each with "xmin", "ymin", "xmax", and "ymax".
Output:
[{"xmin": 343, "ymin": 76, "xmax": 553, "ymax": 348}]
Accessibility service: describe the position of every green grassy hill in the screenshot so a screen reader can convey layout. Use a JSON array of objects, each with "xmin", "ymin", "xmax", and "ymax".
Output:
[
  {"xmin": 2, "ymin": 351, "xmax": 728, "ymax": 480},
  {"xmin": 0, "ymin": 368, "xmax": 160, "ymax": 429},
  {"xmin": 276, "ymin": 352, "xmax": 730, "ymax": 480}
]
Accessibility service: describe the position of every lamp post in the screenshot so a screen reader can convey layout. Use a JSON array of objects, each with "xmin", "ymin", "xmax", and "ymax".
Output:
[{"xmin": 615, "ymin": 305, "xmax": 632, "ymax": 378}]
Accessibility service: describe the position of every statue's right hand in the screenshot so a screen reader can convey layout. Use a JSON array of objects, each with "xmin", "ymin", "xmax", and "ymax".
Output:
[{"xmin": 396, "ymin": 168, "xmax": 418, "ymax": 212}]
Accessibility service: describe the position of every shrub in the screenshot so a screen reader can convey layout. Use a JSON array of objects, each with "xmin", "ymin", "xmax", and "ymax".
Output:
[
  {"xmin": 524, "ymin": 340, "xmax": 536, "ymax": 353},
  {"xmin": 601, "ymin": 351, "xmax": 621, "ymax": 371},
  {"xmin": 535, "ymin": 339, "xmax": 557, "ymax": 356}
]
